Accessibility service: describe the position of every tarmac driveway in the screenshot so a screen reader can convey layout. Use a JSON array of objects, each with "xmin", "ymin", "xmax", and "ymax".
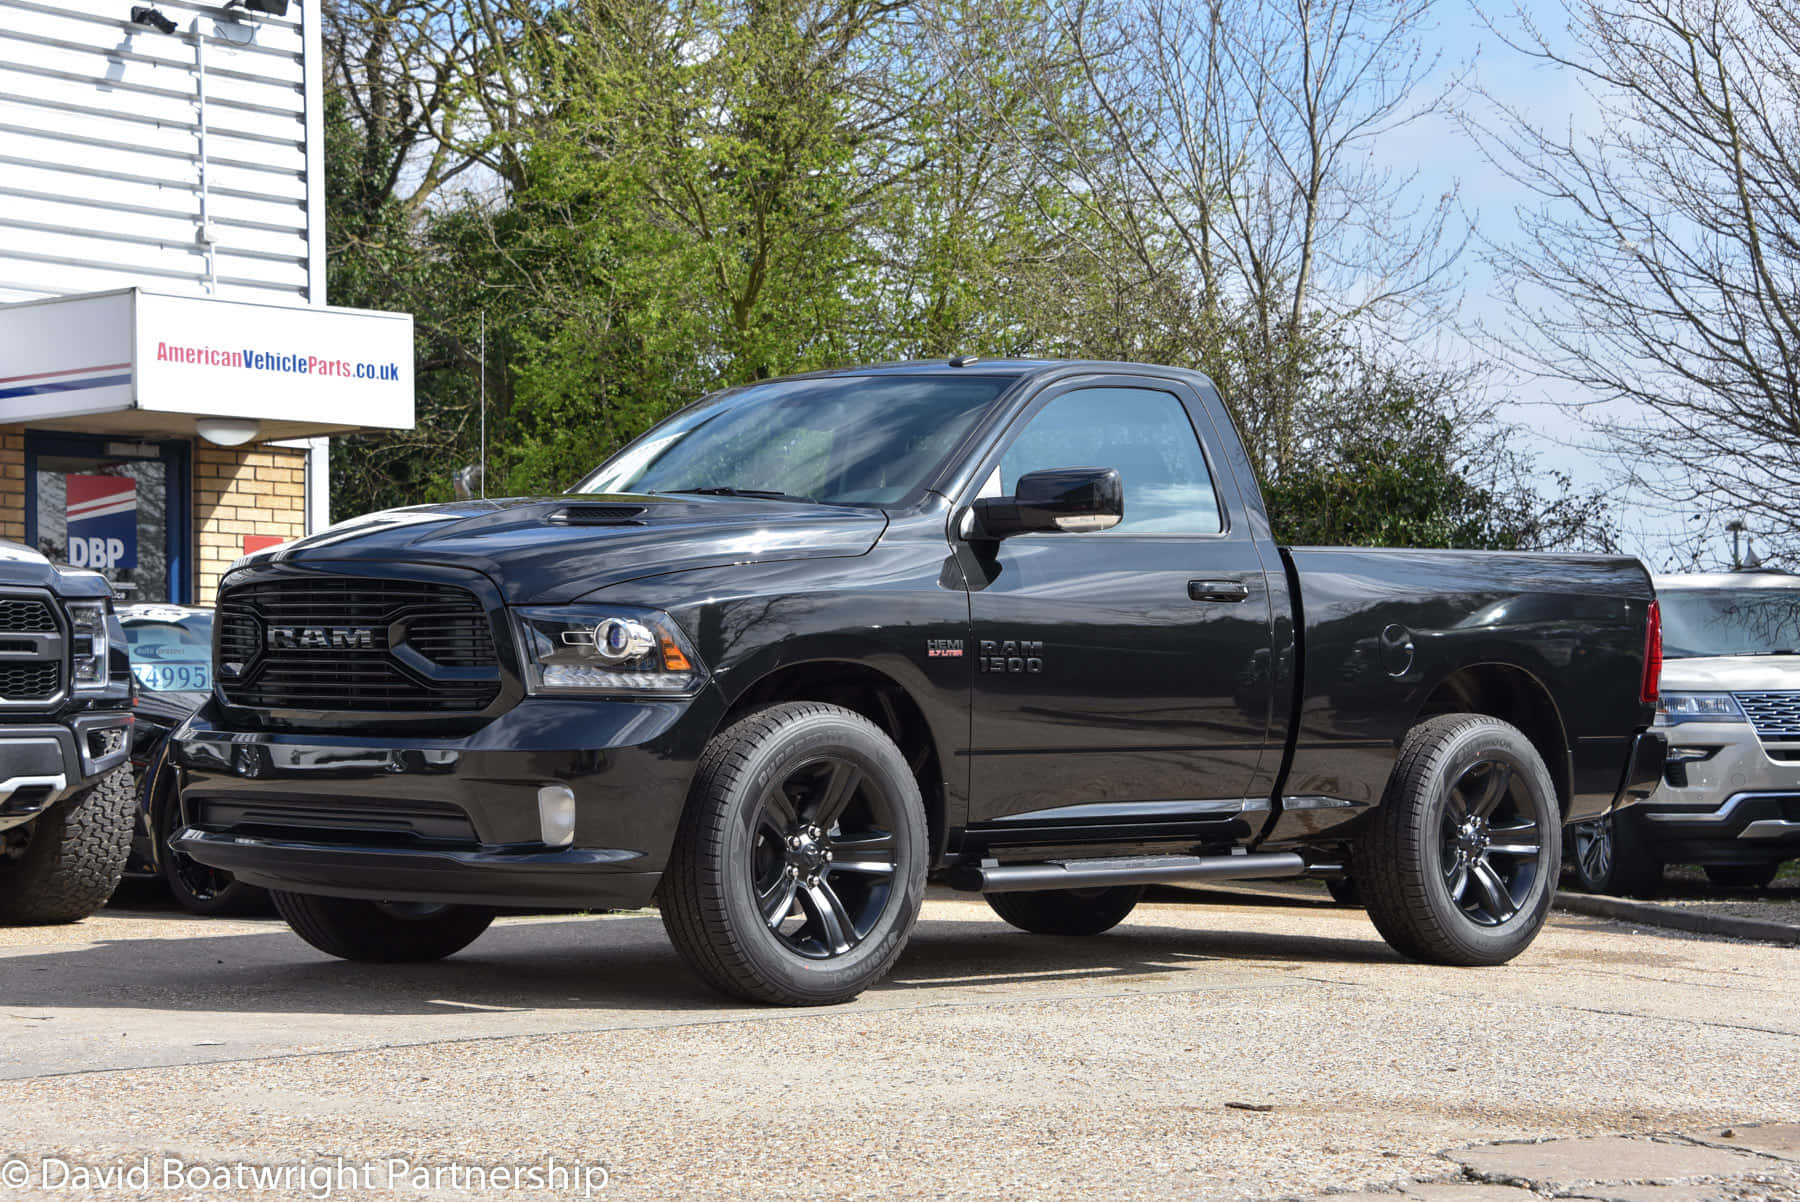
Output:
[{"xmin": 0, "ymin": 887, "xmax": 1795, "ymax": 1200}]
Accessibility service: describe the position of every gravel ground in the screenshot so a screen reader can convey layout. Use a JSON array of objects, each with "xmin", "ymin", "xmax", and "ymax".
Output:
[
  {"xmin": 1632, "ymin": 867, "xmax": 1800, "ymax": 925},
  {"xmin": 1, "ymin": 890, "xmax": 1796, "ymax": 1201}
]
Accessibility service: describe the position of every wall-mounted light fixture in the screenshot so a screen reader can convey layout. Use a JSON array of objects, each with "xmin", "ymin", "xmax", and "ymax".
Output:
[
  {"xmin": 195, "ymin": 418, "xmax": 262, "ymax": 447},
  {"xmin": 128, "ymin": 5, "xmax": 177, "ymax": 33}
]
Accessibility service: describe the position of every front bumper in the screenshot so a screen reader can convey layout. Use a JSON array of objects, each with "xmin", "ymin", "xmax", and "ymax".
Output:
[
  {"xmin": 0, "ymin": 713, "xmax": 134, "ymax": 834},
  {"xmin": 170, "ymin": 691, "xmax": 723, "ymax": 909},
  {"xmin": 1625, "ymin": 720, "xmax": 1800, "ymax": 862}
]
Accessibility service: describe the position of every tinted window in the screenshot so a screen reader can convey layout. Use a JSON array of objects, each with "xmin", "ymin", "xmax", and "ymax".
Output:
[
  {"xmin": 999, "ymin": 387, "xmax": 1222, "ymax": 534},
  {"xmin": 577, "ymin": 375, "xmax": 1012, "ymax": 507}
]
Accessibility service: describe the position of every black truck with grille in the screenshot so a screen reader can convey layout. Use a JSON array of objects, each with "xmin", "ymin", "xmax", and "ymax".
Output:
[
  {"xmin": 171, "ymin": 360, "xmax": 1665, "ymax": 1006},
  {"xmin": 0, "ymin": 540, "xmax": 135, "ymax": 923}
]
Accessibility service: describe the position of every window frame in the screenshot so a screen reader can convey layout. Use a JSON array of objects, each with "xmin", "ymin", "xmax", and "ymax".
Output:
[{"xmin": 955, "ymin": 374, "xmax": 1233, "ymax": 541}]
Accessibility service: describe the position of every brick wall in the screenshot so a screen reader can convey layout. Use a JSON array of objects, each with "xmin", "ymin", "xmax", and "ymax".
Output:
[
  {"xmin": 194, "ymin": 444, "xmax": 308, "ymax": 603},
  {"xmin": 0, "ymin": 429, "xmax": 307, "ymax": 603},
  {"xmin": 0, "ymin": 427, "xmax": 22, "ymax": 543}
]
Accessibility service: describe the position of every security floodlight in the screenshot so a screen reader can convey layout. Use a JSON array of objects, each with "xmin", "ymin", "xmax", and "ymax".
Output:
[
  {"xmin": 129, "ymin": 5, "xmax": 177, "ymax": 33},
  {"xmin": 242, "ymin": 0, "xmax": 290, "ymax": 15}
]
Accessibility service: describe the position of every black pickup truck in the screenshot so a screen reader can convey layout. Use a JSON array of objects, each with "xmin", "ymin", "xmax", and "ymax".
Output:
[
  {"xmin": 173, "ymin": 360, "xmax": 1666, "ymax": 1004},
  {"xmin": 0, "ymin": 541, "xmax": 135, "ymax": 924}
]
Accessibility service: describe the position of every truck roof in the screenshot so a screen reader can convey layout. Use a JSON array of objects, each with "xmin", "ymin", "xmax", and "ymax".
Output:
[{"xmin": 772, "ymin": 358, "xmax": 1217, "ymax": 384}]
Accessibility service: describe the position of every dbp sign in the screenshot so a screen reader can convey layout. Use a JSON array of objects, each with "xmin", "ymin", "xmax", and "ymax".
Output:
[{"xmin": 65, "ymin": 475, "xmax": 137, "ymax": 570}]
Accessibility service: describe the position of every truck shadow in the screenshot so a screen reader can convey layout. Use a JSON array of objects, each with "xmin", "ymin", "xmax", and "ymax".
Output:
[{"xmin": 0, "ymin": 907, "xmax": 1397, "ymax": 1019}]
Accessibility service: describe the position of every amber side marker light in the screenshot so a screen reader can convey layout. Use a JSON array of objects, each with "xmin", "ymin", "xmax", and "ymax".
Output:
[{"xmin": 660, "ymin": 635, "xmax": 693, "ymax": 673}]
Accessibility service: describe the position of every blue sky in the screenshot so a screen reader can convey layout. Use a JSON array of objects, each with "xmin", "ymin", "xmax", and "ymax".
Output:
[{"xmin": 1371, "ymin": 0, "xmax": 1726, "ymax": 569}]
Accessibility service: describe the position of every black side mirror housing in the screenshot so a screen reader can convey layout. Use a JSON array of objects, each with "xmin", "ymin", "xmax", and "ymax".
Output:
[{"xmin": 970, "ymin": 467, "xmax": 1124, "ymax": 539}]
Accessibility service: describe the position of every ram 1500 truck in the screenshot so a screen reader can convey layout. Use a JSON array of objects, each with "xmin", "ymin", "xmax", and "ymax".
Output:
[
  {"xmin": 172, "ymin": 360, "xmax": 1667, "ymax": 1004},
  {"xmin": 0, "ymin": 541, "xmax": 135, "ymax": 923}
]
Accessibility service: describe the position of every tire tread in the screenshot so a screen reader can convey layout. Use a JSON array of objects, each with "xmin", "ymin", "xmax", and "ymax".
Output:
[{"xmin": 0, "ymin": 765, "xmax": 134, "ymax": 925}]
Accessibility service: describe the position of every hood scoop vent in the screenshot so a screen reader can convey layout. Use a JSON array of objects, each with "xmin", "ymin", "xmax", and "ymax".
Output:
[{"xmin": 548, "ymin": 504, "xmax": 649, "ymax": 527}]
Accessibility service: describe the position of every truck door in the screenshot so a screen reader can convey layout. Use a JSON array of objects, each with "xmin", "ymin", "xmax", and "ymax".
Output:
[{"xmin": 956, "ymin": 376, "xmax": 1279, "ymax": 826}]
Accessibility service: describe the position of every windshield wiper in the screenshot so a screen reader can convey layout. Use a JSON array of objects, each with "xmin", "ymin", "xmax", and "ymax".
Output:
[
  {"xmin": 657, "ymin": 486, "xmax": 815, "ymax": 502},
  {"xmin": 1709, "ymin": 649, "xmax": 1800, "ymax": 657}
]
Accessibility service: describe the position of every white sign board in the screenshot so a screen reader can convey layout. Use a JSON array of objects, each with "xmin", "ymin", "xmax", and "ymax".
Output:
[
  {"xmin": 0, "ymin": 291, "xmax": 132, "ymax": 419},
  {"xmin": 0, "ymin": 289, "xmax": 413, "ymax": 435},
  {"xmin": 134, "ymin": 292, "xmax": 412, "ymax": 429}
]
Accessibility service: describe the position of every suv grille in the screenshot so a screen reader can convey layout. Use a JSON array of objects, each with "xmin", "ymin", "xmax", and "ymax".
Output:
[
  {"xmin": 1733, "ymin": 691, "xmax": 1800, "ymax": 741},
  {"xmin": 216, "ymin": 576, "xmax": 500, "ymax": 713},
  {"xmin": 0, "ymin": 599, "xmax": 54, "ymax": 633},
  {"xmin": 0, "ymin": 662, "xmax": 60, "ymax": 701}
]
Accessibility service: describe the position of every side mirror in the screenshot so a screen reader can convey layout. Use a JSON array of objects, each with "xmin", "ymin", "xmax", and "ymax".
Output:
[{"xmin": 970, "ymin": 467, "xmax": 1123, "ymax": 539}]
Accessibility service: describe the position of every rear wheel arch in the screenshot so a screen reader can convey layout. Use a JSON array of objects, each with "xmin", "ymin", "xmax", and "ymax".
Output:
[{"xmin": 1414, "ymin": 663, "xmax": 1573, "ymax": 819}]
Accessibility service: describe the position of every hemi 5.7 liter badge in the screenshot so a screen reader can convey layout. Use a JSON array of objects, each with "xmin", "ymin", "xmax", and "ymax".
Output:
[{"xmin": 926, "ymin": 639, "xmax": 964, "ymax": 658}]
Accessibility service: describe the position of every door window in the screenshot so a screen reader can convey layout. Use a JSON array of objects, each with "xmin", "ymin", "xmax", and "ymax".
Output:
[{"xmin": 998, "ymin": 386, "xmax": 1223, "ymax": 534}]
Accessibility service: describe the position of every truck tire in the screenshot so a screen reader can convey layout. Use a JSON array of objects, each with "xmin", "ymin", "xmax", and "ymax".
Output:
[
  {"xmin": 272, "ymin": 892, "xmax": 495, "ymax": 962},
  {"xmin": 984, "ymin": 885, "xmax": 1143, "ymax": 935},
  {"xmin": 661, "ymin": 702, "xmax": 928, "ymax": 1006},
  {"xmin": 0, "ymin": 765, "xmax": 134, "ymax": 925},
  {"xmin": 1361, "ymin": 714, "xmax": 1561, "ymax": 966},
  {"xmin": 1568, "ymin": 812, "xmax": 1662, "ymax": 897}
]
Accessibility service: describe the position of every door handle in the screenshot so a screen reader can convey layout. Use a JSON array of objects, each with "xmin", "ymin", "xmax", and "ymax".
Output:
[{"xmin": 1188, "ymin": 579, "xmax": 1250, "ymax": 603}]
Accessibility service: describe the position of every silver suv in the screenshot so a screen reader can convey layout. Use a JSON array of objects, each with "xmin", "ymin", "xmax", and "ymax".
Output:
[{"xmin": 1571, "ymin": 572, "xmax": 1800, "ymax": 894}]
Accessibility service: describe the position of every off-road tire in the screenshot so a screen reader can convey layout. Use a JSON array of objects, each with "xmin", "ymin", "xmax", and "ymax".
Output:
[
  {"xmin": 0, "ymin": 765, "xmax": 134, "ymax": 925},
  {"xmin": 1704, "ymin": 863, "xmax": 1779, "ymax": 890},
  {"xmin": 660, "ymin": 702, "xmax": 928, "ymax": 1006},
  {"xmin": 1569, "ymin": 811, "xmax": 1663, "ymax": 897},
  {"xmin": 1362, "ymin": 713, "xmax": 1562, "ymax": 966},
  {"xmin": 984, "ymin": 885, "xmax": 1144, "ymax": 935},
  {"xmin": 272, "ymin": 892, "xmax": 495, "ymax": 962}
]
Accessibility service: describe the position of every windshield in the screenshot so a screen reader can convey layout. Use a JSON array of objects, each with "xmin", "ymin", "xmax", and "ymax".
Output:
[
  {"xmin": 574, "ymin": 374, "xmax": 1014, "ymax": 506},
  {"xmin": 1660, "ymin": 587, "xmax": 1800, "ymax": 657},
  {"xmin": 123, "ymin": 614, "xmax": 213, "ymax": 693}
]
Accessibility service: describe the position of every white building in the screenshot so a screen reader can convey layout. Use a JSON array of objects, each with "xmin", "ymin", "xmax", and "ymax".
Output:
[{"xmin": 0, "ymin": 0, "xmax": 413, "ymax": 602}]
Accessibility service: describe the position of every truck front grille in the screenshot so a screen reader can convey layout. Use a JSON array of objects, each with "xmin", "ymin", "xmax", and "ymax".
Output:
[
  {"xmin": 0, "ymin": 662, "xmax": 60, "ymax": 702},
  {"xmin": 216, "ymin": 575, "xmax": 501, "ymax": 714},
  {"xmin": 0, "ymin": 599, "xmax": 54, "ymax": 633},
  {"xmin": 1733, "ymin": 691, "xmax": 1800, "ymax": 742}
]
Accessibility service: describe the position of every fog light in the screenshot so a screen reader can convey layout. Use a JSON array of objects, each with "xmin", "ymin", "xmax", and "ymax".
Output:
[{"xmin": 537, "ymin": 784, "xmax": 577, "ymax": 848}]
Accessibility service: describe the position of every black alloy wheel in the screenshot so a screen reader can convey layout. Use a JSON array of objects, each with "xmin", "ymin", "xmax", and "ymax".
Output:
[
  {"xmin": 1361, "ymin": 713, "xmax": 1561, "ymax": 966},
  {"xmin": 1439, "ymin": 757, "xmax": 1544, "ymax": 926},
  {"xmin": 1566, "ymin": 811, "xmax": 1662, "ymax": 896},
  {"xmin": 159, "ymin": 797, "xmax": 242, "ymax": 911},
  {"xmin": 154, "ymin": 780, "xmax": 270, "ymax": 917},
  {"xmin": 751, "ymin": 755, "xmax": 900, "ymax": 959},
  {"xmin": 1570, "ymin": 817, "xmax": 1613, "ymax": 890},
  {"xmin": 661, "ymin": 702, "xmax": 928, "ymax": 1006}
]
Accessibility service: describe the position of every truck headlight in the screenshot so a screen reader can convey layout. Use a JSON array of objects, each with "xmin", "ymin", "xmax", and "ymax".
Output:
[
  {"xmin": 67, "ymin": 600, "xmax": 112, "ymax": 693},
  {"xmin": 512, "ymin": 605, "xmax": 706, "ymax": 696},
  {"xmin": 1658, "ymin": 692, "xmax": 1746, "ymax": 724}
]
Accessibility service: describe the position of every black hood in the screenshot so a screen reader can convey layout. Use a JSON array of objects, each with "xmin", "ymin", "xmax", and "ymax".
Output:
[{"xmin": 245, "ymin": 495, "xmax": 890, "ymax": 604}]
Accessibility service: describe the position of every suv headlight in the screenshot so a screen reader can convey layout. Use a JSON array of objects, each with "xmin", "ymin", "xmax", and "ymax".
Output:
[
  {"xmin": 66, "ymin": 600, "xmax": 112, "ymax": 693},
  {"xmin": 512, "ymin": 605, "xmax": 707, "ymax": 696},
  {"xmin": 1658, "ymin": 692, "xmax": 1746, "ymax": 724}
]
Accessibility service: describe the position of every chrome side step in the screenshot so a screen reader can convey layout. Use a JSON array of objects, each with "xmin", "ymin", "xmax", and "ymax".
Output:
[{"xmin": 946, "ymin": 851, "xmax": 1307, "ymax": 894}]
